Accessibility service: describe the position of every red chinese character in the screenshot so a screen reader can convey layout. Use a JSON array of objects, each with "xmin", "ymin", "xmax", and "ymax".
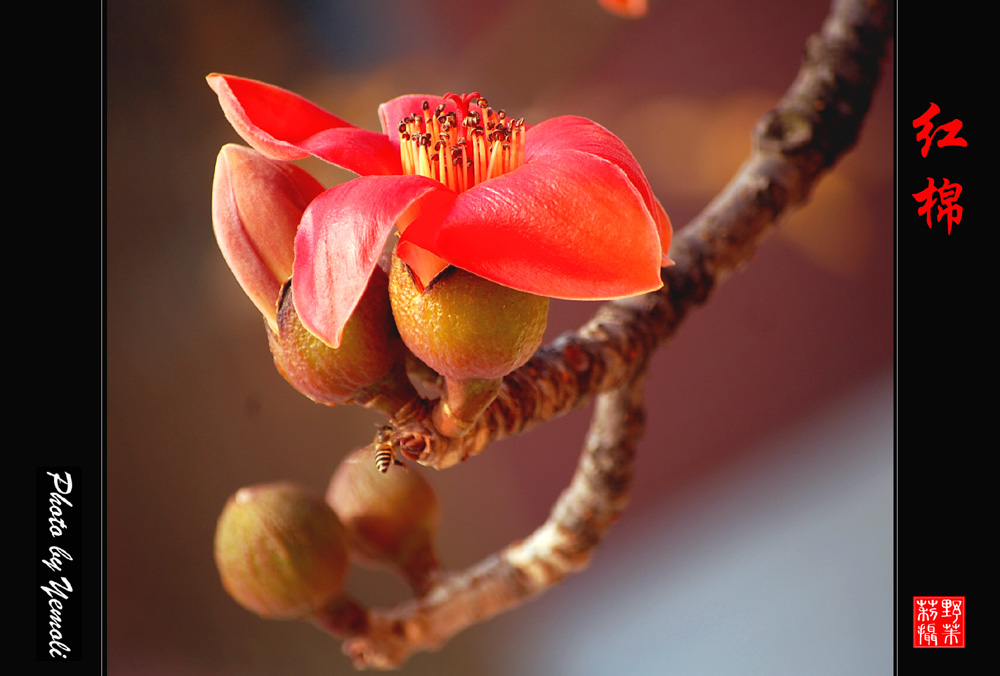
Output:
[
  {"xmin": 912, "ymin": 178, "xmax": 963, "ymax": 234},
  {"xmin": 913, "ymin": 103, "xmax": 968, "ymax": 157}
]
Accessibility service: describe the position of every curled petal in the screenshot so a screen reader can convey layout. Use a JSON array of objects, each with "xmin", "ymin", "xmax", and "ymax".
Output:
[
  {"xmin": 526, "ymin": 115, "xmax": 671, "ymax": 259},
  {"xmin": 207, "ymin": 74, "xmax": 400, "ymax": 176},
  {"xmin": 400, "ymin": 150, "xmax": 663, "ymax": 299},
  {"xmin": 293, "ymin": 176, "xmax": 454, "ymax": 348},
  {"xmin": 212, "ymin": 144, "xmax": 324, "ymax": 329}
]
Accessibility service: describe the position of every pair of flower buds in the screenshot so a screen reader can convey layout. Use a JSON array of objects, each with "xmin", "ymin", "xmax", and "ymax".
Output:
[
  {"xmin": 210, "ymin": 74, "xmax": 671, "ymax": 437},
  {"xmin": 214, "ymin": 446, "xmax": 440, "ymax": 620}
]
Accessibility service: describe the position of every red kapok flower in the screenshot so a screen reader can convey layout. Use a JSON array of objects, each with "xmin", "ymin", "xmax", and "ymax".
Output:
[
  {"xmin": 208, "ymin": 74, "xmax": 672, "ymax": 349},
  {"xmin": 598, "ymin": 0, "xmax": 648, "ymax": 18}
]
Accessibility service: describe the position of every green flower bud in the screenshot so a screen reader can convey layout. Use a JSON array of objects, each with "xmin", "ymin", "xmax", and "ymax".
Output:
[
  {"xmin": 214, "ymin": 483, "xmax": 349, "ymax": 619},
  {"xmin": 388, "ymin": 253, "xmax": 548, "ymax": 436},
  {"xmin": 327, "ymin": 446, "xmax": 441, "ymax": 595}
]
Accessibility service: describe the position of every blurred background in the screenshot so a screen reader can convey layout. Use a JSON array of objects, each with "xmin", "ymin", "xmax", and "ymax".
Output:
[{"xmin": 106, "ymin": 0, "xmax": 893, "ymax": 674}]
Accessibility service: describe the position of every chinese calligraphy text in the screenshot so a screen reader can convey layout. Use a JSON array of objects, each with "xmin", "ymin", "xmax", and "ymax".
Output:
[
  {"xmin": 912, "ymin": 178, "xmax": 963, "ymax": 235},
  {"xmin": 913, "ymin": 596, "xmax": 965, "ymax": 648},
  {"xmin": 912, "ymin": 103, "xmax": 966, "ymax": 234},
  {"xmin": 912, "ymin": 103, "xmax": 967, "ymax": 158}
]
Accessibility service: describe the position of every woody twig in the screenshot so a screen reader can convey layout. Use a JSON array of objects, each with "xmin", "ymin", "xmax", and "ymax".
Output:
[
  {"xmin": 319, "ymin": 0, "xmax": 893, "ymax": 667},
  {"xmin": 323, "ymin": 368, "xmax": 649, "ymax": 669}
]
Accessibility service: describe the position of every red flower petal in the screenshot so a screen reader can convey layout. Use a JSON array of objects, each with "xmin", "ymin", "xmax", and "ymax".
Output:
[
  {"xmin": 400, "ymin": 149, "xmax": 663, "ymax": 299},
  {"xmin": 292, "ymin": 176, "xmax": 454, "ymax": 347},
  {"xmin": 526, "ymin": 115, "xmax": 671, "ymax": 259},
  {"xmin": 395, "ymin": 240, "xmax": 450, "ymax": 290},
  {"xmin": 212, "ymin": 144, "xmax": 324, "ymax": 328},
  {"xmin": 207, "ymin": 74, "xmax": 400, "ymax": 176}
]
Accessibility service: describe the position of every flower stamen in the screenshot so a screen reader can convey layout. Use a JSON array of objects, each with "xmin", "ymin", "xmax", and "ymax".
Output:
[{"xmin": 399, "ymin": 95, "xmax": 525, "ymax": 192}]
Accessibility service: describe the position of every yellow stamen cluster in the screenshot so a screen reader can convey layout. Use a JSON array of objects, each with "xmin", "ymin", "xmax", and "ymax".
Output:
[{"xmin": 398, "ymin": 94, "xmax": 526, "ymax": 193}]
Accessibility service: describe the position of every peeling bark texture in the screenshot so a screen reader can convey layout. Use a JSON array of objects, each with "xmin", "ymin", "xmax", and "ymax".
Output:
[
  {"xmin": 391, "ymin": 0, "xmax": 894, "ymax": 471},
  {"xmin": 320, "ymin": 0, "xmax": 893, "ymax": 667}
]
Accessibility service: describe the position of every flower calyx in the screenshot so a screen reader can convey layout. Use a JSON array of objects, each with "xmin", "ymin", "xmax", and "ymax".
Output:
[
  {"xmin": 268, "ymin": 274, "xmax": 417, "ymax": 416},
  {"xmin": 388, "ymin": 252, "xmax": 549, "ymax": 437}
]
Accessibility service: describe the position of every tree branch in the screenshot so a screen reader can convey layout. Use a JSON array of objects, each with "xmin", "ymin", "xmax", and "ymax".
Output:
[
  {"xmin": 317, "ymin": 0, "xmax": 893, "ymax": 667},
  {"xmin": 327, "ymin": 367, "xmax": 650, "ymax": 669},
  {"xmin": 392, "ymin": 0, "xmax": 893, "ymax": 470}
]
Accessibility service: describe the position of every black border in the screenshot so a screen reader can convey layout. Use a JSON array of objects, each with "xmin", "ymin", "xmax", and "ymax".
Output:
[{"xmin": 897, "ymin": 1, "xmax": 984, "ymax": 671}]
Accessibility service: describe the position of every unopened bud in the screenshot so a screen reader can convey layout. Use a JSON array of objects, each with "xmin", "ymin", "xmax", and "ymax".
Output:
[
  {"xmin": 214, "ymin": 483, "xmax": 349, "ymax": 619},
  {"xmin": 327, "ymin": 446, "xmax": 441, "ymax": 595}
]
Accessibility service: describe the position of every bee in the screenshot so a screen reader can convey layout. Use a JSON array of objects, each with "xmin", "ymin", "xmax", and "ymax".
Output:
[{"xmin": 374, "ymin": 425, "xmax": 404, "ymax": 473}]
